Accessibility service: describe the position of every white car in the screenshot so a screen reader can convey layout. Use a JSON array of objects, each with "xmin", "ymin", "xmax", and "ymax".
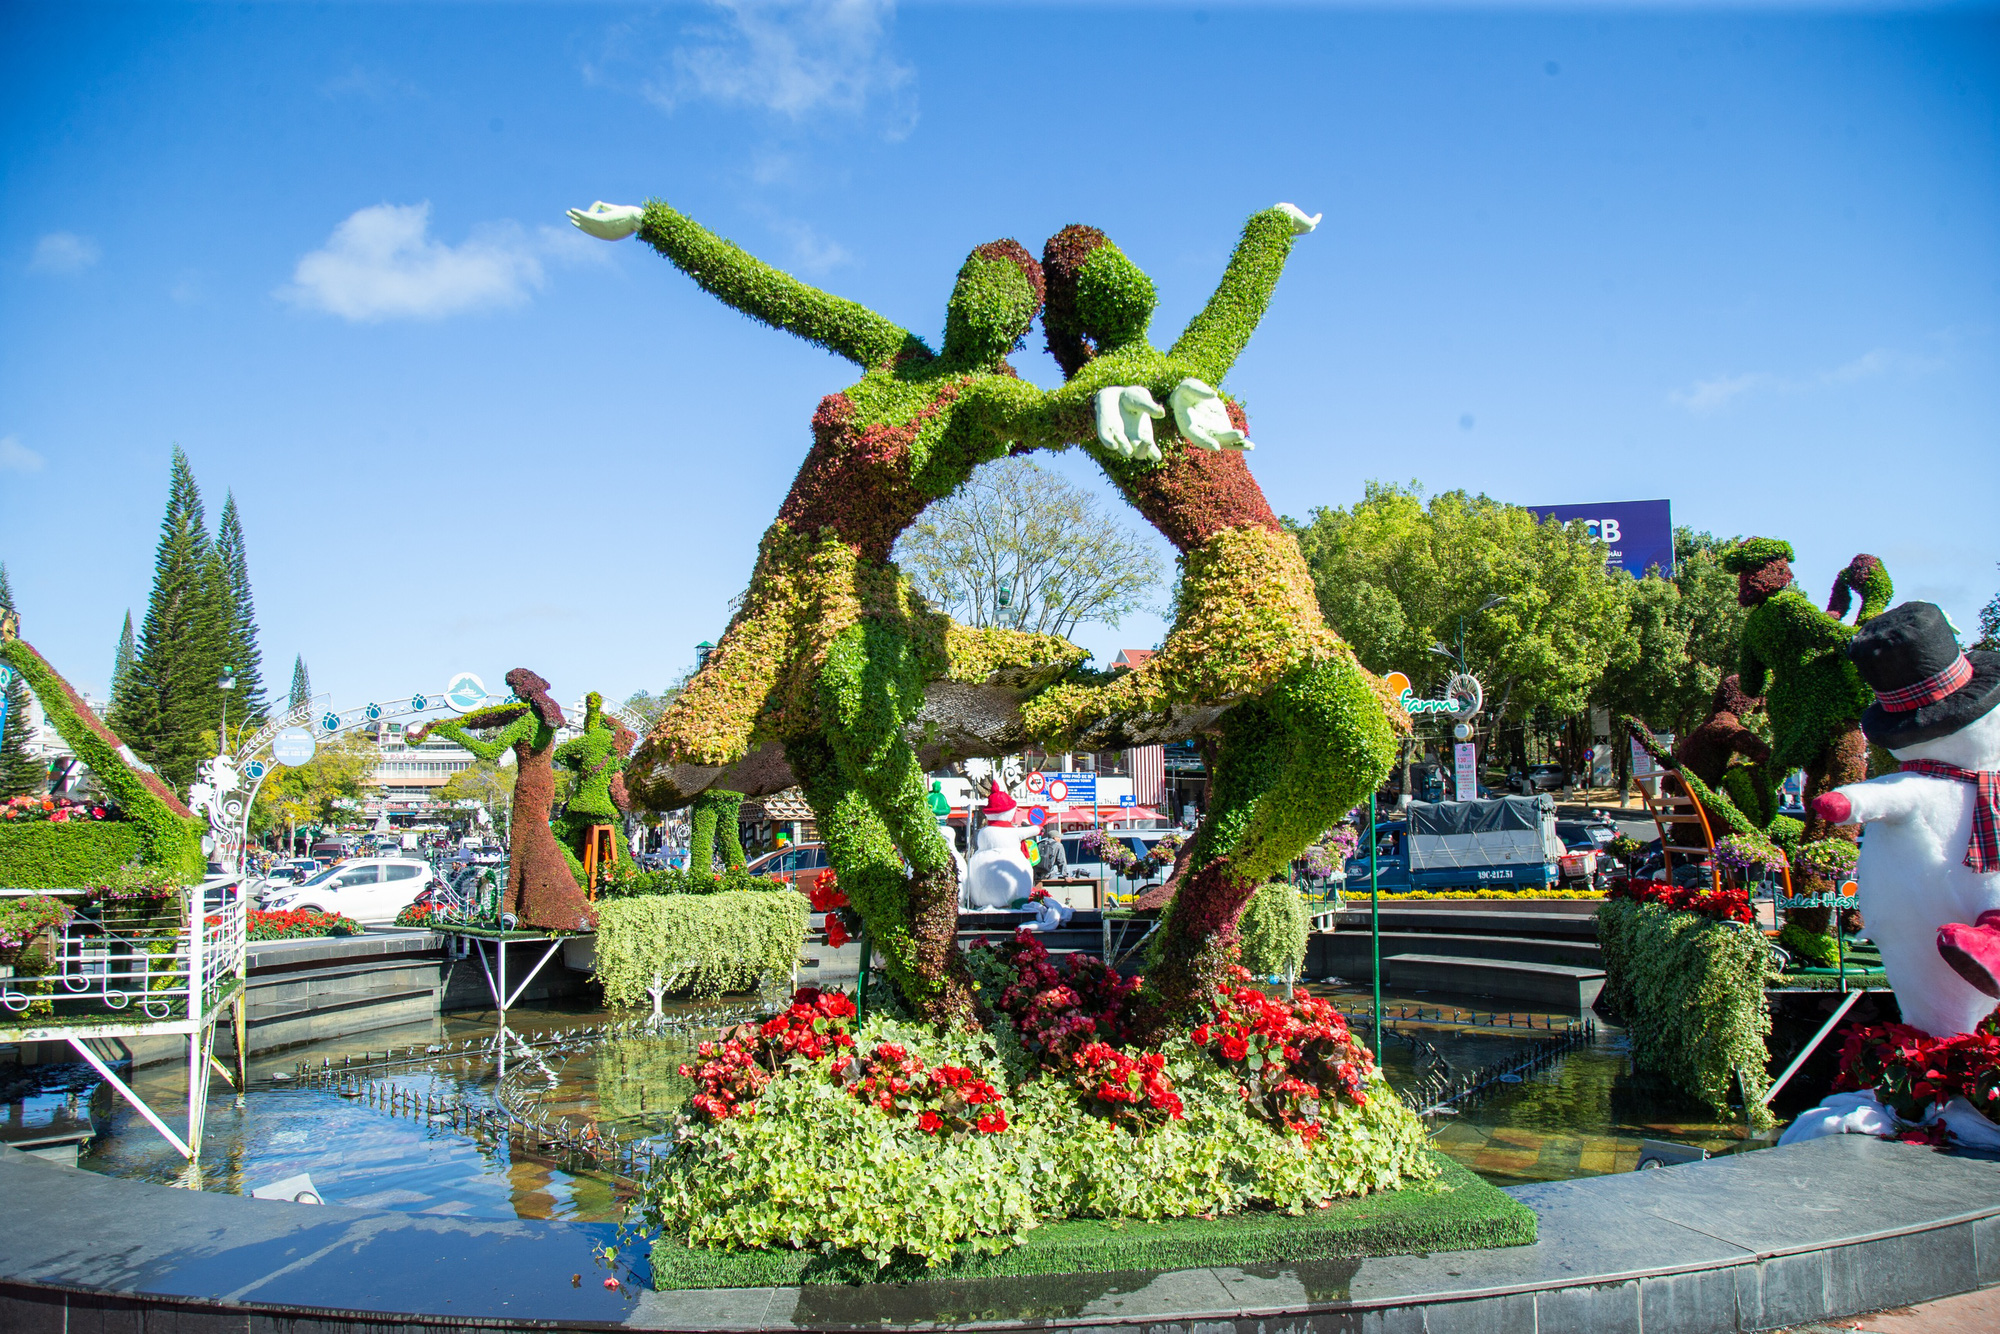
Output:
[{"xmin": 258, "ymin": 857, "xmax": 437, "ymax": 925}]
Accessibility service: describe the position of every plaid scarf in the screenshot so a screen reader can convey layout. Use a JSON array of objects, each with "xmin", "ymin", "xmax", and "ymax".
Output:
[{"xmin": 1900, "ymin": 760, "xmax": 2000, "ymax": 873}]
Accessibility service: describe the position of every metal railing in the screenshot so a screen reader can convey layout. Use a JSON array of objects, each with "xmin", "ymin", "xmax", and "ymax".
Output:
[{"xmin": 1, "ymin": 885, "xmax": 246, "ymax": 1026}]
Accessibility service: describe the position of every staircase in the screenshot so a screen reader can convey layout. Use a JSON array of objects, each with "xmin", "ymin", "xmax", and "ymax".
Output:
[{"xmin": 1310, "ymin": 904, "xmax": 1605, "ymax": 1011}]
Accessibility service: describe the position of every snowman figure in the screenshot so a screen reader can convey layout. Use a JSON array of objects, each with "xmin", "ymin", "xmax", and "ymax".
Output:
[
  {"xmin": 963, "ymin": 785, "xmax": 1035, "ymax": 911},
  {"xmin": 1781, "ymin": 602, "xmax": 2000, "ymax": 1146}
]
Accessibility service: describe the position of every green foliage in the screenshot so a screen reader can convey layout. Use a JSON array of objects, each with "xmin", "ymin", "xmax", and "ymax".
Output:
[
  {"xmin": 941, "ymin": 251, "xmax": 1038, "ymax": 367},
  {"xmin": 433, "ymin": 757, "xmax": 512, "ymax": 829},
  {"xmin": 111, "ymin": 447, "xmax": 233, "ymax": 792},
  {"xmin": 1237, "ymin": 881, "xmax": 1309, "ymax": 978},
  {"xmin": 1167, "ymin": 207, "xmax": 1298, "ymax": 385},
  {"xmin": 0, "ymin": 567, "xmax": 42, "ymax": 799},
  {"xmin": 1792, "ymin": 836, "xmax": 1859, "ymax": 882},
  {"xmin": 1721, "ymin": 537, "xmax": 1795, "ymax": 573},
  {"xmin": 1738, "ymin": 586, "xmax": 1873, "ymax": 774},
  {"xmin": 650, "ymin": 1150, "xmax": 1528, "ymax": 1287},
  {"xmin": 258, "ymin": 731, "xmax": 381, "ymax": 840},
  {"xmin": 1977, "ymin": 563, "xmax": 2000, "ymax": 652},
  {"xmin": 213, "ymin": 492, "xmax": 269, "ymax": 726},
  {"xmin": 1291, "ymin": 482, "xmax": 1632, "ymax": 723},
  {"xmin": 1596, "ymin": 898, "xmax": 1777, "ymax": 1123},
  {"xmin": 0, "ymin": 639, "xmax": 204, "ymax": 881},
  {"xmin": 0, "ymin": 822, "xmax": 145, "ymax": 889},
  {"xmin": 1767, "ymin": 813, "xmax": 1804, "ymax": 855},
  {"xmin": 1593, "ymin": 532, "xmax": 1755, "ymax": 750},
  {"xmin": 600, "ymin": 865, "xmax": 785, "ymax": 898},
  {"xmin": 1074, "ymin": 245, "xmax": 1158, "ymax": 353},
  {"xmin": 1776, "ymin": 922, "xmax": 1839, "ymax": 969},
  {"xmin": 111, "ymin": 611, "xmax": 137, "ymax": 704},
  {"xmin": 288, "ymin": 655, "xmax": 311, "ymax": 712},
  {"xmin": 688, "ymin": 788, "xmax": 746, "ymax": 874},
  {"xmin": 594, "ymin": 891, "xmax": 805, "ymax": 1004}
]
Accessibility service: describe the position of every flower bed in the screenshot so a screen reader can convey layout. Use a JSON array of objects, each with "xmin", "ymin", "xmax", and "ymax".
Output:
[
  {"xmin": 1606, "ymin": 873, "xmax": 1752, "ymax": 923},
  {"xmin": 1, "ymin": 794, "xmax": 113, "ymax": 824},
  {"xmin": 247, "ymin": 908, "xmax": 362, "ymax": 941},
  {"xmin": 1833, "ymin": 1012, "xmax": 2000, "ymax": 1142},
  {"xmin": 641, "ymin": 932, "xmax": 1442, "ymax": 1274}
]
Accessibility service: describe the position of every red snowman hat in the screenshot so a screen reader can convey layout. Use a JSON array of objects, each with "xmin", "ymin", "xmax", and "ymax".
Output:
[{"xmin": 984, "ymin": 784, "xmax": 1020, "ymax": 823}]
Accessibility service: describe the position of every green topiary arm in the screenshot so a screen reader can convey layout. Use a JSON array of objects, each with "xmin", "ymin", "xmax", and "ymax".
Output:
[
  {"xmin": 637, "ymin": 200, "xmax": 926, "ymax": 370},
  {"xmin": 410, "ymin": 715, "xmax": 525, "ymax": 764},
  {"xmin": 1168, "ymin": 207, "xmax": 1300, "ymax": 386}
]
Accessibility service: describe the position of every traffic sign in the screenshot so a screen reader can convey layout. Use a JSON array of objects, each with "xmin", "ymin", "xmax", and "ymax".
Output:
[
  {"xmin": 1047, "ymin": 779, "xmax": 1069, "ymax": 803},
  {"xmin": 1024, "ymin": 771, "xmax": 1046, "ymax": 795},
  {"xmin": 272, "ymin": 727, "xmax": 317, "ymax": 767},
  {"xmin": 1060, "ymin": 772, "xmax": 1097, "ymax": 803},
  {"xmin": 1119, "ymin": 794, "xmax": 1136, "ymax": 806},
  {"xmin": 1028, "ymin": 807, "xmax": 1046, "ymax": 826}
]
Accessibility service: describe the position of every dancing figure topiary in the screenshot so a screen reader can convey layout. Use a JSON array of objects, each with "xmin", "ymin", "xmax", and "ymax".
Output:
[
  {"xmin": 408, "ymin": 668, "xmax": 594, "ymax": 931},
  {"xmin": 569, "ymin": 198, "xmax": 1395, "ymax": 1026},
  {"xmin": 553, "ymin": 691, "xmax": 637, "ymax": 880}
]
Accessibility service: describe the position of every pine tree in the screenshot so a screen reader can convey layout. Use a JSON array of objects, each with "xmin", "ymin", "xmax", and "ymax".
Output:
[
  {"xmin": 214, "ymin": 492, "xmax": 269, "ymax": 726},
  {"xmin": 289, "ymin": 655, "xmax": 312, "ymax": 713},
  {"xmin": 111, "ymin": 610, "xmax": 136, "ymax": 704},
  {"xmin": 0, "ymin": 564, "xmax": 47, "ymax": 797},
  {"xmin": 113, "ymin": 447, "xmax": 228, "ymax": 792}
]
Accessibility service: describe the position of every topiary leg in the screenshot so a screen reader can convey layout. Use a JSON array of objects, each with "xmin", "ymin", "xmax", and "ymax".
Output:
[
  {"xmin": 688, "ymin": 788, "xmax": 743, "ymax": 877},
  {"xmin": 811, "ymin": 622, "xmax": 976, "ymax": 1024},
  {"xmin": 715, "ymin": 793, "xmax": 747, "ymax": 871}
]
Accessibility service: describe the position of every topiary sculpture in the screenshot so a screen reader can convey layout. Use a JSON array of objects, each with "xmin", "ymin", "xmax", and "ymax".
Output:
[
  {"xmin": 568, "ymin": 198, "xmax": 1395, "ymax": 1026},
  {"xmin": 687, "ymin": 787, "xmax": 747, "ymax": 877},
  {"xmin": 407, "ymin": 668, "xmax": 594, "ymax": 931},
  {"xmin": 553, "ymin": 691, "xmax": 637, "ymax": 880},
  {"xmin": 1723, "ymin": 538, "xmax": 1891, "ymax": 926},
  {"xmin": 1675, "ymin": 674, "xmax": 1777, "ymax": 829}
]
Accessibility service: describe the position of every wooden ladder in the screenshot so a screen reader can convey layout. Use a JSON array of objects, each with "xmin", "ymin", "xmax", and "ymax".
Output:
[{"xmin": 1643, "ymin": 772, "xmax": 1722, "ymax": 895}]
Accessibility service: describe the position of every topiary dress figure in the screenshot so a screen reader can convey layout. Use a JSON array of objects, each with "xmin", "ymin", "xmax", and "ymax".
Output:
[
  {"xmin": 552, "ymin": 691, "xmax": 637, "ymax": 883},
  {"xmin": 408, "ymin": 668, "xmax": 594, "ymax": 931}
]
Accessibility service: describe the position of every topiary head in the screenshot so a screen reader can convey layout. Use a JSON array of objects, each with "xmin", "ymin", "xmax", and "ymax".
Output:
[
  {"xmin": 1715, "ymin": 673, "xmax": 1762, "ymax": 717},
  {"xmin": 941, "ymin": 239, "xmax": 1043, "ymax": 368},
  {"xmin": 583, "ymin": 690, "xmax": 605, "ymax": 733},
  {"xmin": 1041, "ymin": 225, "xmax": 1157, "ymax": 377},
  {"xmin": 1721, "ymin": 537, "xmax": 1795, "ymax": 607}
]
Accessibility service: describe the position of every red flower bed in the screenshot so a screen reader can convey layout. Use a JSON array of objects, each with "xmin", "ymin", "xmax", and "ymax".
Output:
[
  {"xmin": 1069, "ymin": 1041, "xmax": 1183, "ymax": 1132},
  {"xmin": 1193, "ymin": 968, "xmax": 1376, "ymax": 1143},
  {"xmin": 680, "ymin": 987, "xmax": 859, "ymax": 1123},
  {"xmin": 394, "ymin": 902, "xmax": 451, "ymax": 928},
  {"xmin": 2, "ymin": 794, "xmax": 111, "ymax": 823},
  {"xmin": 246, "ymin": 909, "xmax": 362, "ymax": 941},
  {"xmin": 977, "ymin": 928, "xmax": 1141, "ymax": 1067},
  {"xmin": 1606, "ymin": 874, "xmax": 1752, "ymax": 924},
  {"xmin": 1833, "ymin": 1012, "xmax": 2000, "ymax": 1130},
  {"xmin": 831, "ymin": 1040, "xmax": 1008, "ymax": 1138},
  {"xmin": 805, "ymin": 872, "xmax": 855, "ymax": 949}
]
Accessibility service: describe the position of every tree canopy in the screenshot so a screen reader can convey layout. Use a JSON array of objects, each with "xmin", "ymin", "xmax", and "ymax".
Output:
[
  {"xmin": 895, "ymin": 455, "xmax": 1160, "ymax": 640},
  {"xmin": 257, "ymin": 730, "xmax": 381, "ymax": 840},
  {"xmin": 0, "ymin": 565, "xmax": 45, "ymax": 798}
]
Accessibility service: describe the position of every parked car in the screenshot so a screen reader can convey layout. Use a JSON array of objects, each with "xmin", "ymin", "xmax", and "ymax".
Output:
[
  {"xmin": 745, "ymin": 843, "xmax": 834, "ymax": 895},
  {"xmin": 257, "ymin": 857, "xmax": 439, "ymax": 924},
  {"xmin": 1510, "ymin": 764, "xmax": 1571, "ymax": 794}
]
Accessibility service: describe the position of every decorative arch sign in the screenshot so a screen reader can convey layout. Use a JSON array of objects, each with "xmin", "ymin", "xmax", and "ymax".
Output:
[{"xmin": 271, "ymin": 727, "xmax": 316, "ymax": 767}]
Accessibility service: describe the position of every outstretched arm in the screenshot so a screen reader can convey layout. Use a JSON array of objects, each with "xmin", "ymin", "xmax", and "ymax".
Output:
[
  {"xmin": 408, "ymin": 706, "xmax": 528, "ymax": 764},
  {"xmin": 592, "ymin": 198, "xmax": 925, "ymax": 369},
  {"xmin": 1168, "ymin": 204, "xmax": 1318, "ymax": 386}
]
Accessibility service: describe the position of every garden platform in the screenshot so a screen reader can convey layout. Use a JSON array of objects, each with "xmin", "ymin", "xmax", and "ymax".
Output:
[{"xmin": 1, "ymin": 1135, "xmax": 1995, "ymax": 1332}]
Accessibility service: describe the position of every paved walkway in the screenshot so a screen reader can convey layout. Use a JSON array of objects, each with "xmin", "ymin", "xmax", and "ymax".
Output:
[{"xmin": 1781, "ymin": 1284, "xmax": 2000, "ymax": 1332}]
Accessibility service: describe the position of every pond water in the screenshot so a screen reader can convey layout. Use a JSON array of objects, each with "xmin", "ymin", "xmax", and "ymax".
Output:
[{"xmin": 2, "ymin": 981, "xmax": 1766, "ymax": 1222}]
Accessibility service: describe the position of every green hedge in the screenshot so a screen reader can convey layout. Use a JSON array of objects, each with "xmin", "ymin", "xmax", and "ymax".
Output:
[
  {"xmin": 1597, "ymin": 898, "xmax": 1776, "ymax": 1123},
  {"xmin": 648, "ymin": 1150, "xmax": 1530, "ymax": 1288},
  {"xmin": 594, "ymin": 890, "xmax": 806, "ymax": 1004},
  {"xmin": 0, "ymin": 822, "xmax": 143, "ymax": 889}
]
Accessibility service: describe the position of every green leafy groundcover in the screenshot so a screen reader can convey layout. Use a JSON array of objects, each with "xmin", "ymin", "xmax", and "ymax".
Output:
[
  {"xmin": 0, "ymin": 822, "xmax": 143, "ymax": 890},
  {"xmin": 648, "ymin": 1151, "xmax": 1527, "ymax": 1288}
]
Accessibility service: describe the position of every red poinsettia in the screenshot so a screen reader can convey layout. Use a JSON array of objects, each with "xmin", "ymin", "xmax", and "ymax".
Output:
[
  {"xmin": 1832, "ymin": 1010, "xmax": 2000, "ymax": 1129},
  {"xmin": 1606, "ymin": 874, "xmax": 1752, "ymax": 924}
]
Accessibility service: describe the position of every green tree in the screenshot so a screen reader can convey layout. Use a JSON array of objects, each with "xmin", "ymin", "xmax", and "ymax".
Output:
[
  {"xmin": 259, "ymin": 731, "xmax": 381, "ymax": 850},
  {"xmin": 111, "ymin": 447, "xmax": 231, "ymax": 793},
  {"xmin": 621, "ymin": 687, "xmax": 679, "ymax": 734},
  {"xmin": 435, "ymin": 757, "xmax": 513, "ymax": 834},
  {"xmin": 0, "ymin": 565, "xmax": 47, "ymax": 797},
  {"xmin": 1289, "ymin": 482, "xmax": 1631, "ymax": 734},
  {"xmin": 1975, "ymin": 563, "xmax": 2000, "ymax": 652},
  {"xmin": 895, "ymin": 455, "xmax": 1160, "ymax": 638},
  {"xmin": 214, "ymin": 492, "xmax": 269, "ymax": 725},
  {"xmin": 111, "ymin": 611, "xmax": 136, "ymax": 701},
  {"xmin": 288, "ymin": 655, "xmax": 312, "ymax": 713}
]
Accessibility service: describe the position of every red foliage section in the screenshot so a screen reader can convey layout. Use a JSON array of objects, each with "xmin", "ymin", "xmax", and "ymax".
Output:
[
  {"xmin": 1194, "ymin": 968, "xmax": 1375, "ymax": 1143},
  {"xmin": 976, "ymin": 928, "xmax": 1141, "ymax": 1066},
  {"xmin": 1121, "ymin": 444, "xmax": 1282, "ymax": 553},
  {"xmin": 1039, "ymin": 224, "xmax": 1109, "ymax": 377},
  {"xmin": 1607, "ymin": 874, "xmax": 1753, "ymax": 923},
  {"xmin": 1834, "ymin": 1011, "xmax": 2000, "ymax": 1133},
  {"xmin": 777, "ymin": 386, "xmax": 967, "ymax": 560},
  {"xmin": 680, "ymin": 987, "xmax": 859, "ymax": 1123}
]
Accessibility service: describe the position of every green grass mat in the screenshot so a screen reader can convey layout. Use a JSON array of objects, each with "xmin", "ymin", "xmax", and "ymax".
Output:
[{"xmin": 648, "ymin": 1150, "xmax": 1534, "ymax": 1289}]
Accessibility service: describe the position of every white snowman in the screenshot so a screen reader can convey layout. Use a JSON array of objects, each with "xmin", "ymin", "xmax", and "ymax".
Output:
[
  {"xmin": 963, "ymin": 784, "xmax": 1035, "ymax": 911},
  {"xmin": 1781, "ymin": 602, "xmax": 2000, "ymax": 1147}
]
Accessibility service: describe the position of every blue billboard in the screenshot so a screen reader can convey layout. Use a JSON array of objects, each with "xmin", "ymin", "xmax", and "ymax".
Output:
[{"xmin": 1527, "ymin": 498, "xmax": 1673, "ymax": 579}]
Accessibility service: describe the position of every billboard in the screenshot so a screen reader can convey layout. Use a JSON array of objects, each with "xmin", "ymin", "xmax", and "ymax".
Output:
[{"xmin": 1527, "ymin": 498, "xmax": 1673, "ymax": 579}]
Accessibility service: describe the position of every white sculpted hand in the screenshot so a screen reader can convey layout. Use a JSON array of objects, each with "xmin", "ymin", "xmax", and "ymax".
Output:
[
  {"xmin": 1169, "ymin": 379, "xmax": 1253, "ymax": 451},
  {"xmin": 1275, "ymin": 202, "xmax": 1321, "ymax": 235},
  {"xmin": 1094, "ymin": 386, "xmax": 1166, "ymax": 462},
  {"xmin": 567, "ymin": 202, "xmax": 645, "ymax": 241}
]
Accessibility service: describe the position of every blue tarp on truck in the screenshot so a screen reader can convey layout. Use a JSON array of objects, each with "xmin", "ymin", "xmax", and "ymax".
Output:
[{"xmin": 1346, "ymin": 796, "xmax": 1565, "ymax": 892}]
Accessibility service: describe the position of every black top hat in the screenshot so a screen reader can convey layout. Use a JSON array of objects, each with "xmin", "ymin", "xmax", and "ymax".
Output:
[{"xmin": 1850, "ymin": 602, "xmax": 2000, "ymax": 748}]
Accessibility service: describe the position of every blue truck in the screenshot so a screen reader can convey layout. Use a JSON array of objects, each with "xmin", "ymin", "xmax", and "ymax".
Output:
[{"xmin": 1344, "ymin": 795, "xmax": 1570, "ymax": 894}]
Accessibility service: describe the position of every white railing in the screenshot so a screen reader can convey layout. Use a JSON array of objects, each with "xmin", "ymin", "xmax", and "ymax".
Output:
[{"xmin": 0, "ymin": 881, "xmax": 246, "ymax": 1027}]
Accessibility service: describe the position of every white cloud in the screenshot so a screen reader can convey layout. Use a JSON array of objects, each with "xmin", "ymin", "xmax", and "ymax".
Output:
[
  {"xmin": 29, "ymin": 232, "xmax": 100, "ymax": 275},
  {"xmin": 280, "ymin": 203, "xmax": 548, "ymax": 322},
  {"xmin": 0, "ymin": 436, "xmax": 46, "ymax": 474},
  {"xmin": 641, "ymin": 0, "xmax": 915, "ymax": 129},
  {"xmin": 1670, "ymin": 343, "xmax": 1947, "ymax": 414},
  {"xmin": 320, "ymin": 65, "xmax": 420, "ymax": 100},
  {"xmin": 770, "ymin": 218, "xmax": 852, "ymax": 273}
]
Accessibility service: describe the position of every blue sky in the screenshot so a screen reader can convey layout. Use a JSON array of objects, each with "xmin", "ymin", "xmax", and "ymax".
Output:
[{"xmin": 3, "ymin": 2, "xmax": 1996, "ymax": 712}]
